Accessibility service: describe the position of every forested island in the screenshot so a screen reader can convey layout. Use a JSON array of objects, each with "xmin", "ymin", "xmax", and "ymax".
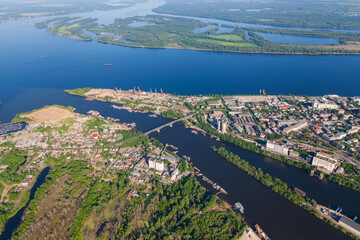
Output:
[
  {"xmin": 35, "ymin": 14, "xmax": 360, "ymax": 55},
  {"xmin": 155, "ymin": 0, "xmax": 360, "ymax": 30}
]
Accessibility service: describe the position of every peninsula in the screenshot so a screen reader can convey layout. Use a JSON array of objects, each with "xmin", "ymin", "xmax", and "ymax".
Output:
[{"xmin": 66, "ymin": 87, "xmax": 360, "ymax": 239}]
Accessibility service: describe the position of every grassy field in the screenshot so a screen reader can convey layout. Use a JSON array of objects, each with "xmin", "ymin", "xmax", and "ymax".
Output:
[
  {"xmin": 208, "ymin": 34, "xmax": 244, "ymax": 41},
  {"xmin": 195, "ymin": 38, "xmax": 257, "ymax": 47}
]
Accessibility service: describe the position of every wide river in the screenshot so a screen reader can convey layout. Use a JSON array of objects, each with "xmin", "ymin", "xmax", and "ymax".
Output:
[{"xmin": 1, "ymin": 0, "xmax": 360, "ymax": 239}]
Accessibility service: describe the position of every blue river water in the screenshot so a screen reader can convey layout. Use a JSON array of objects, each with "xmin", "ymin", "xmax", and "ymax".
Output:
[
  {"xmin": 1, "ymin": 18, "xmax": 360, "ymax": 110},
  {"xmin": 0, "ymin": 1, "xmax": 359, "ymax": 238}
]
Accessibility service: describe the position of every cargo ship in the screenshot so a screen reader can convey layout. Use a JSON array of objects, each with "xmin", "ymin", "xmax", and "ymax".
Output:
[
  {"xmin": 293, "ymin": 187, "xmax": 306, "ymax": 197},
  {"xmin": 233, "ymin": 202, "xmax": 244, "ymax": 214},
  {"xmin": 254, "ymin": 224, "xmax": 271, "ymax": 240}
]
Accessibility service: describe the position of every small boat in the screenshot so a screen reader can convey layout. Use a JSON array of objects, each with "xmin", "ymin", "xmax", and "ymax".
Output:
[
  {"xmin": 354, "ymin": 216, "xmax": 358, "ymax": 221},
  {"xmin": 191, "ymin": 130, "xmax": 198, "ymax": 135},
  {"xmin": 216, "ymin": 138, "xmax": 220, "ymax": 141},
  {"xmin": 336, "ymin": 206, "xmax": 343, "ymax": 213},
  {"xmin": 149, "ymin": 114, "xmax": 157, "ymax": 118},
  {"xmin": 104, "ymin": 63, "xmax": 112, "ymax": 66},
  {"xmin": 40, "ymin": 55, "xmax": 46, "ymax": 58},
  {"xmin": 234, "ymin": 202, "xmax": 244, "ymax": 214}
]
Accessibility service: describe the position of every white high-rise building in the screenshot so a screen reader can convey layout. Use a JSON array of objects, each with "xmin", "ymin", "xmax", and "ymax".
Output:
[
  {"xmin": 148, "ymin": 159, "xmax": 156, "ymax": 169},
  {"xmin": 148, "ymin": 159, "xmax": 165, "ymax": 172},
  {"xmin": 155, "ymin": 160, "xmax": 164, "ymax": 172},
  {"xmin": 217, "ymin": 118, "xmax": 228, "ymax": 134}
]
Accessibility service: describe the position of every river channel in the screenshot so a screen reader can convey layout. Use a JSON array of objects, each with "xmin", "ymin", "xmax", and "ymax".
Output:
[
  {"xmin": 0, "ymin": 167, "xmax": 50, "ymax": 240},
  {"xmin": 1, "ymin": 0, "xmax": 360, "ymax": 238},
  {"xmin": 1, "ymin": 89, "xmax": 357, "ymax": 239}
]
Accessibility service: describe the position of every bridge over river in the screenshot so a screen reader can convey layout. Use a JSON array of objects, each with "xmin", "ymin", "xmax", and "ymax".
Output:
[{"xmin": 119, "ymin": 114, "xmax": 193, "ymax": 146}]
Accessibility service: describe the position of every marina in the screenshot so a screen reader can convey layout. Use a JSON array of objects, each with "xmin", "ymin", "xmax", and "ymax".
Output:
[
  {"xmin": 195, "ymin": 169, "xmax": 229, "ymax": 195},
  {"xmin": 0, "ymin": 122, "xmax": 27, "ymax": 136}
]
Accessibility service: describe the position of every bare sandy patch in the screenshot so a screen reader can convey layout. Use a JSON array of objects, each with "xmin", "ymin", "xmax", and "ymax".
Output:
[
  {"xmin": 238, "ymin": 227, "xmax": 261, "ymax": 240},
  {"xmin": 323, "ymin": 41, "xmax": 360, "ymax": 51},
  {"xmin": 20, "ymin": 12, "xmax": 50, "ymax": 17},
  {"xmin": 85, "ymin": 88, "xmax": 116, "ymax": 98},
  {"xmin": 22, "ymin": 106, "xmax": 75, "ymax": 126}
]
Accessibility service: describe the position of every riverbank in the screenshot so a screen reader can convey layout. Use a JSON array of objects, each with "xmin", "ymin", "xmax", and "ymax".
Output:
[
  {"xmin": 64, "ymin": 88, "xmax": 360, "ymax": 194},
  {"xmin": 213, "ymin": 146, "xmax": 360, "ymax": 240},
  {"xmin": 98, "ymin": 38, "xmax": 360, "ymax": 55},
  {"xmin": 62, "ymin": 89, "xmax": 360, "ymax": 238}
]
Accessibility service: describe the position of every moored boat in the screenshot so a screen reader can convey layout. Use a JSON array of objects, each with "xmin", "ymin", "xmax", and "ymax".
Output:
[
  {"xmin": 254, "ymin": 224, "xmax": 271, "ymax": 240},
  {"xmin": 234, "ymin": 202, "xmax": 244, "ymax": 214}
]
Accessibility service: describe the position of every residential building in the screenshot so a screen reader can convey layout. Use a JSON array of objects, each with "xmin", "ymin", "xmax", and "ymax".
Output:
[
  {"xmin": 217, "ymin": 118, "xmax": 228, "ymax": 134},
  {"xmin": 346, "ymin": 126, "xmax": 360, "ymax": 135},
  {"xmin": 148, "ymin": 159, "xmax": 165, "ymax": 172}
]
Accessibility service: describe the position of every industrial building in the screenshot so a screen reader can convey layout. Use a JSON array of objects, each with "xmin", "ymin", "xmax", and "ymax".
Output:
[
  {"xmin": 338, "ymin": 216, "xmax": 360, "ymax": 235},
  {"xmin": 312, "ymin": 100, "xmax": 339, "ymax": 110},
  {"xmin": 206, "ymin": 100, "xmax": 223, "ymax": 107},
  {"xmin": 283, "ymin": 120, "xmax": 308, "ymax": 134},
  {"xmin": 311, "ymin": 152, "xmax": 337, "ymax": 173},
  {"xmin": 266, "ymin": 141, "xmax": 289, "ymax": 156}
]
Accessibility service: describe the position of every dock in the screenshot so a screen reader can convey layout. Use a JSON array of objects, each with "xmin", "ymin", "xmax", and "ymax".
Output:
[{"xmin": 0, "ymin": 122, "xmax": 27, "ymax": 136}]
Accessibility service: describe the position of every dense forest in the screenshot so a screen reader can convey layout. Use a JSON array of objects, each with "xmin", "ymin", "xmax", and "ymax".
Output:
[
  {"xmin": 11, "ymin": 163, "xmax": 247, "ymax": 239},
  {"xmin": 155, "ymin": 0, "xmax": 360, "ymax": 29},
  {"xmin": 0, "ymin": 150, "xmax": 246, "ymax": 239}
]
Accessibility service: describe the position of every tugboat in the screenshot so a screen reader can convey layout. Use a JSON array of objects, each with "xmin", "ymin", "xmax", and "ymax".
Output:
[{"xmin": 233, "ymin": 202, "xmax": 244, "ymax": 214}]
